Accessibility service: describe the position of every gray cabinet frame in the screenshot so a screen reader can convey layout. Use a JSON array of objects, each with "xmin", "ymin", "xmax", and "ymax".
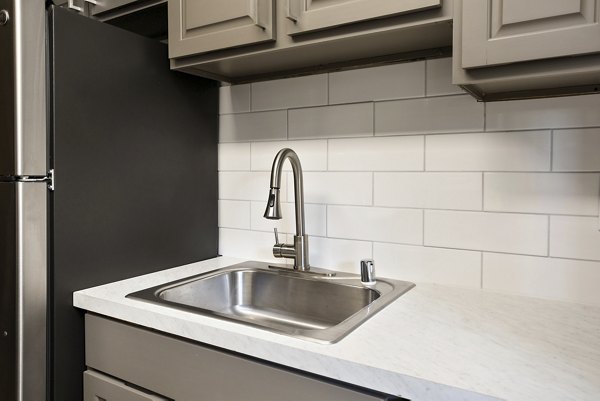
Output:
[
  {"xmin": 285, "ymin": 0, "xmax": 441, "ymax": 35},
  {"xmin": 85, "ymin": 314, "xmax": 405, "ymax": 401}
]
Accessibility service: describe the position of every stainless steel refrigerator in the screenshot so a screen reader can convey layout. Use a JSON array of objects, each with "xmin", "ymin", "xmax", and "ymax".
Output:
[{"xmin": 0, "ymin": 3, "xmax": 218, "ymax": 400}]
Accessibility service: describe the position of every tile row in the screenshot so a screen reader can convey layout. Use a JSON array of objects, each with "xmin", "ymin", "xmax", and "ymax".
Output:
[
  {"xmin": 219, "ymin": 171, "xmax": 600, "ymax": 215},
  {"xmin": 218, "ymin": 228, "xmax": 600, "ymax": 306},
  {"xmin": 219, "ymin": 129, "xmax": 600, "ymax": 172},
  {"xmin": 218, "ymin": 203, "xmax": 600, "ymax": 262},
  {"xmin": 219, "ymin": 58, "xmax": 462, "ymax": 114},
  {"xmin": 219, "ymin": 94, "xmax": 484, "ymax": 142}
]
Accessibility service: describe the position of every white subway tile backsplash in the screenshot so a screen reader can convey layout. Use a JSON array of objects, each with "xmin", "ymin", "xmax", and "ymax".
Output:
[
  {"xmin": 484, "ymin": 173, "xmax": 600, "ymax": 215},
  {"xmin": 219, "ymin": 84, "xmax": 251, "ymax": 114},
  {"xmin": 218, "ymin": 142, "xmax": 250, "ymax": 171},
  {"xmin": 553, "ymin": 128, "xmax": 600, "ymax": 172},
  {"xmin": 374, "ymin": 242, "xmax": 481, "ymax": 288},
  {"xmin": 218, "ymin": 200, "xmax": 250, "ymax": 229},
  {"xmin": 375, "ymin": 95, "xmax": 484, "ymax": 135},
  {"xmin": 289, "ymin": 103, "xmax": 373, "ymax": 139},
  {"xmin": 329, "ymin": 62, "xmax": 425, "ymax": 104},
  {"xmin": 550, "ymin": 216, "xmax": 600, "ymax": 261},
  {"xmin": 219, "ymin": 228, "xmax": 287, "ymax": 264},
  {"xmin": 426, "ymin": 58, "xmax": 463, "ymax": 96},
  {"xmin": 374, "ymin": 172, "xmax": 482, "ymax": 210},
  {"xmin": 483, "ymin": 253, "xmax": 600, "ymax": 306},
  {"xmin": 251, "ymin": 140, "xmax": 327, "ymax": 171},
  {"xmin": 328, "ymin": 136, "xmax": 424, "ymax": 171},
  {"xmin": 251, "ymin": 74, "xmax": 328, "ymax": 111},
  {"xmin": 219, "ymin": 172, "xmax": 286, "ymax": 202},
  {"xmin": 309, "ymin": 236, "xmax": 372, "ymax": 273},
  {"xmin": 486, "ymin": 95, "xmax": 600, "ymax": 131},
  {"xmin": 328, "ymin": 205, "xmax": 422, "ymax": 244},
  {"xmin": 216, "ymin": 58, "xmax": 600, "ymax": 306},
  {"xmin": 425, "ymin": 210, "xmax": 548, "ymax": 256},
  {"xmin": 293, "ymin": 172, "xmax": 373, "ymax": 205},
  {"xmin": 219, "ymin": 111, "xmax": 287, "ymax": 142},
  {"xmin": 426, "ymin": 131, "xmax": 551, "ymax": 171},
  {"xmin": 250, "ymin": 201, "xmax": 327, "ymax": 237}
]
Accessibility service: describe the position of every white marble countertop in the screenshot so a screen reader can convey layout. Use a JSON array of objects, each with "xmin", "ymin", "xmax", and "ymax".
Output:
[{"xmin": 73, "ymin": 256, "xmax": 600, "ymax": 401}]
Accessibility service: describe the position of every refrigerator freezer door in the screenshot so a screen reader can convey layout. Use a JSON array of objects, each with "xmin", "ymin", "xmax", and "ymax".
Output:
[
  {"xmin": 48, "ymin": 6, "xmax": 218, "ymax": 401},
  {"xmin": 0, "ymin": 182, "xmax": 47, "ymax": 401}
]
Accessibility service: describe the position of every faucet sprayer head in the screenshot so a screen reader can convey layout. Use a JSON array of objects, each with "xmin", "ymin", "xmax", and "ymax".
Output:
[{"xmin": 264, "ymin": 188, "xmax": 282, "ymax": 220}]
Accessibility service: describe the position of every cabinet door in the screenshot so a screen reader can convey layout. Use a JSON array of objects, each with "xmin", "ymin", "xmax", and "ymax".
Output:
[
  {"xmin": 461, "ymin": 0, "xmax": 600, "ymax": 68},
  {"xmin": 286, "ymin": 0, "xmax": 441, "ymax": 35},
  {"xmin": 84, "ymin": 371, "xmax": 168, "ymax": 401},
  {"xmin": 168, "ymin": 0, "xmax": 274, "ymax": 58}
]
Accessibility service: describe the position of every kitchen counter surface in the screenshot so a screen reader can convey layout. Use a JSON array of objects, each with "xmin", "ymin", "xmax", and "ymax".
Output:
[{"xmin": 73, "ymin": 256, "xmax": 600, "ymax": 401}]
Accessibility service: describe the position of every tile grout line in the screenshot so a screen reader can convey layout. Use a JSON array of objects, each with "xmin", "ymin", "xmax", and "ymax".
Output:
[
  {"xmin": 249, "ymin": 83, "xmax": 253, "ymax": 112},
  {"xmin": 481, "ymin": 172, "xmax": 485, "ymax": 211},
  {"xmin": 326, "ymin": 139, "xmax": 329, "ymax": 171},
  {"xmin": 325, "ymin": 204, "xmax": 328, "ymax": 237},
  {"xmin": 372, "ymin": 101, "xmax": 376, "ymax": 136},
  {"xmin": 423, "ymin": 135, "xmax": 427, "ymax": 171},
  {"xmin": 483, "ymin": 101, "xmax": 487, "ymax": 132},
  {"xmin": 550, "ymin": 130, "xmax": 554, "ymax": 171},
  {"xmin": 480, "ymin": 252, "xmax": 484, "ymax": 289},
  {"xmin": 422, "ymin": 209, "xmax": 425, "ymax": 245},
  {"xmin": 327, "ymin": 73, "xmax": 330, "ymax": 105},
  {"xmin": 547, "ymin": 215, "xmax": 551, "ymax": 257},
  {"xmin": 371, "ymin": 172, "xmax": 375, "ymax": 206},
  {"xmin": 424, "ymin": 59, "xmax": 428, "ymax": 97}
]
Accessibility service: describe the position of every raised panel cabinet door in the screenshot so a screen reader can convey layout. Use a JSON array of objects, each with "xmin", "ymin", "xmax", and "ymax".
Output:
[
  {"xmin": 461, "ymin": 0, "xmax": 600, "ymax": 68},
  {"xmin": 83, "ymin": 370, "xmax": 168, "ymax": 401},
  {"xmin": 285, "ymin": 0, "xmax": 441, "ymax": 35},
  {"xmin": 168, "ymin": 0, "xmax": 274, "ymax": 58}
]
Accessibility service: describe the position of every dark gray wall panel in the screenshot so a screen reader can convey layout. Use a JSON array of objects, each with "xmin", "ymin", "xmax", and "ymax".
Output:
[{"xmin": 49, "ymin": 6, "xmax": 218, "ymax": 401}]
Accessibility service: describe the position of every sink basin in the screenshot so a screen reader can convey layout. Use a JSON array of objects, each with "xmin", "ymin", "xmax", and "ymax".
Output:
[{"xmin": 127, "ymin": 261, "xmax": 414, "ymax": 343}]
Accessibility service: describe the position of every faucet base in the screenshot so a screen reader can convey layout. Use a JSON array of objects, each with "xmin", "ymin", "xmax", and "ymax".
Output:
[
  {"xmin": 267, "ymin": 263, "xmax": 336, "ymax": 277},
  {"xmin": 293, "ymin": 235, "xmax": 310, "ymax": 271}
]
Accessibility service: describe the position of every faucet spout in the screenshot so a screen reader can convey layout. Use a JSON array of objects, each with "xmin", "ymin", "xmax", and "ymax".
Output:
[{"xmin": 263, "ymin": 148, "xmax": 309, "ymax": 270}]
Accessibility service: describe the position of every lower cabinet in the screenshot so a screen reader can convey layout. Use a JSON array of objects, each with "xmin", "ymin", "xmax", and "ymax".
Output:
[{"xmin": 84, "ymin": 314, "xmax": 406, "ymax": 401}]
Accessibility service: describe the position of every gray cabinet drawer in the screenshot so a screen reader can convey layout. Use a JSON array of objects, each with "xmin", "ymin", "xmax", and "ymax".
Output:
[
  {"xmin": 85, "ymin": 314, "xmax": 404, "ymax": 401},
  {"xmin": 84, "ymin": 370, "xmax": 168, "ymax": 401}
]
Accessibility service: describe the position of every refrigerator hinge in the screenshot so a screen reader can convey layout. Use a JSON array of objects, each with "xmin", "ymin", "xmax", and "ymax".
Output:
[{"xmin": 10, "ymin": 169, "xmax": 55, "ymax": 191}]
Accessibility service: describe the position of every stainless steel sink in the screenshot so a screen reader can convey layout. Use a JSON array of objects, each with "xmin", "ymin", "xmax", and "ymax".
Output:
[{"xmin": 127, "ymin": 261, "xmax": 414, "ymax": 343}]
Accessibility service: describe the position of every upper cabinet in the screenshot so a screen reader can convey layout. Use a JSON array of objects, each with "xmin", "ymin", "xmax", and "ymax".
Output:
[
  {"xmin": 461, "ymin": 0, "xmax": 600, "ymax": 68},
  {"xmin": 285, "ymin": 0, "xmax": 441, "ymax": 35},
  {"xmin": 168, "ymin": 0, "xmax": 275, "ymax": 58},
  {"xmin": 169, "ymin": 0, "xmax": 452, "ymax": 82},
  {"xmin": 454, "ymin": 0, "xmax": 600, "ymax": 100}
]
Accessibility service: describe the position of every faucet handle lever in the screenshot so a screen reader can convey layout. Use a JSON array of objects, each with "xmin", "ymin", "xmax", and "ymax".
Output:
[{"xmin": 273, "ymin": 228, "xmax": 280, "ymax": 245}]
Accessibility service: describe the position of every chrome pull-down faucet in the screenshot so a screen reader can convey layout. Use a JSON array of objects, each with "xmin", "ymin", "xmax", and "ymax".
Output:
[{"xmin": 264, "ymin": 148, "xmax": 310, "ymax": 271}]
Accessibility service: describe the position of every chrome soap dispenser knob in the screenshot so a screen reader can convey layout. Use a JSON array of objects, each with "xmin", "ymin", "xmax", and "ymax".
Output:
[{"xmin": 360, "ymin": 259, "xmax": 376, "ymax": 285}]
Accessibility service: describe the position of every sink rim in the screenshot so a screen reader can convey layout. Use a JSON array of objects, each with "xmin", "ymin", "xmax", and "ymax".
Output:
[{"xmin": 126, "ymin": 261, "xmax": 415, "ymax": 344}]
